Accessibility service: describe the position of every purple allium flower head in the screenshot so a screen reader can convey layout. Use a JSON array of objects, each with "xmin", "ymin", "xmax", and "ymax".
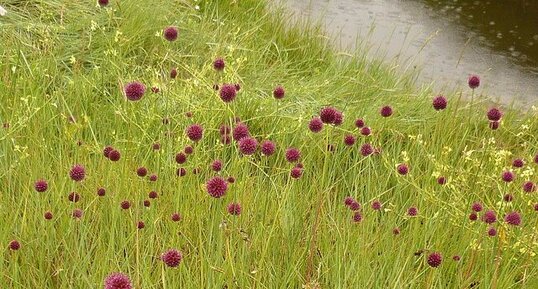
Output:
[
  {"xmin": 534, "ymin": 203, "xmax": 538, "ymax": 211},
  {"xmin": 152, "ymin": 143, "xmax": 161, "ymax": 151},
  {"xmin": 98, "ymin": 0, "xmax": 109, "ymax": 7},
  {"xmin": 171, "ymin": 213, "xmax": 181, "ymax": 222},
  {"xmin": 432, "ymin": 95, "xmax": 447, "ymax": 110},
  {"xmin": 227, "ymin": 176, "xmax": 235, "ymax": 183},
  {"xmin": 148, "ymin": 191, "xmax": 158, "ymax": 199},
  {"xmin": 513, "ymin": 159, "xmax": 524, "ymax": 168},
  {"xmin": 163, "ymin": 26, "xmax": 178, "ymax": 41},
  {"xmin": 151, "ymin": 86, "xmax": 160, "ymax": 93},
  {"xmin": 103, "ymin": 146, "xmax": 114, "ymax": 158},
  {"xmin": 9, "ymin": 240, "xmax": 20, "ymax": 251},
  {"xmin": 349, "ymin": 201, "xmax": 360, "ymax": 211},
  {"xmin": 261, "ymin": 140, "xmax": 276, "ymax": 156},
  {"xmin": 344, "ymin": 134, "xmax": 356, "ymax": 146},
  {"xmin": 471, "ymin": 202, "xmax": 483, "ymax": 212},
  {"xmin": 176, "ymin": 168, "xmax": 186, "ymax": 177},
  {"xmin": 503, "ymin": 194, "xmax": 514, "ymax": 202},
  {"xmin": 227, "ymin": 202, "xmax": 241, "ymax": 215},
  {"xmin": 143, "ymin": 200, "xmax": 150, "ymax": 207},
  {"xmin": 185, "ymin": 111, "xmax": 193, "ymax": 118},
  {"xmin": 360, "ymin": 143, "xmax": 373, "ymax": 156},
  {"xmin": 290, "ymin": 167, "xmax": 302, "ymax": 179},
  {"xmin": 469, "ymin": 212, "xmax": 478, "ymax": 221},
  {"xmin": 69, "ymin": 164, "xmax": 85, "ymax": 182},
  {"xmin": 309, "ymin": 117, "xmax": 323, "ymax": 133},
  {"xmin": 238, "ymin": 137, "xmax": 258, "ymax": 155},
  {"xmin": 468, "ymin": 74, "xmax": 480, "ymax": 89},
  {"xmin": 34, "ymin": 179, "xmax": 48, "ymax": 192},
  {"xmin": 68, "ymin": 192, "xmax": 80, "ymax": 203},
  {"xmin": 393, "ymin": 227, "xmax": 401, "ymax": 235},
  {"xmin": 120, "ymin": 200, "xmax": 131, "ymax": 210},
  {"xmin": 295, "ymin": 162, "xmax": 304, "ymax": 169},
  {"xmin": 137, "ymin": 221, "xmax": 145, "ymax": 229},
  {"xmin": 213, "ymin": 58, "xmax": 225, "ymax": 71},
  {"xmin": 360, "ymin": 126, "xmax": 371, "ymax": 136},
  {"xmin": 72, "ymin": 208, "xmax": 83, "ymax": 219},
  {"xmin": 136, "ymin": 167, "xmax": 148, "ymax": 177},
  {"xmin": 352, "ymin": 212, "xmax": 362, "ymax": 223},
  {"xmin": 371, "ymin": 200, "xmax": 382, "ymax": 210},
  {"xmin": 501, "ymin": 171, "xmax": 515, "ymax": 182},
  {"xmin": 170, "ymin": 68, "xmax": 177, "ymax": 79},
  {"xmin": 333, "ymin": 111, "xmax": 344, "ymax": 126},
  {"xmin": 504, "ymin": 211, "xmax": 521, "ymax": 226},
  {"xmin": 535, "ymin": 153, "xmax": 538, "ymax": 164},
  {"xmin": 355, "ymin": 118, "xmax": 365, "ymax": 128},
  {"xmin": 427, "ymin": 252, "xmax": 442, "ymax": 268},
  {"xmin": 175, "ymin": 152, "xmax": 187, "ymax": 164},
  {"xmin": 523, "ymin": 181, "xmax": 536, "ymax": 193},
  {"xmin": 344, "ymin": 197, "xmax": 355, "ymax": 206},
  {"xmin": 285, "ymin": 148, "xmax": 301, "ymax": 163},
  {"xmin": 184, "ymin": 145, "xmax": 193, "ymax": 155},
  {"xmin": 437, "ymin": 176, "xmax": 447, "ymax": 185},
  {"xmin": 186, "ymin": 124, "xmax": 203, "ymax": 142},
  {"xmin": 211, "ymin": 160, "xmax": 223, "ymax": 172},
  {"xmin": 487, "ymin": 108, "xmax": 502, "ymax": 121},
  {"xmin": 219, "ymin": 84, "xmax": 237, "ymax": 103},
  {"xmin": 149, "ymin": 174, "xmax": 157, "ymax": 182},
  {"xmin": 109, "ymin": 149, "xmax": 121, "ymax": 161},
  {"xmin": 104, "ymin": 273, "xmax": 132, "ymax": 289},
  {"xmin": 273, "ymin": 85, "xmax": 285, "ymax": 99},
  {"xmin": 483, "ymin": 210, "xmax": 496, "ymax": 224},
  {"xmin": 232, "ymin": 123, "xmax": 249, "ymax": 141},
  {"xmin": 206, "ymin": 176, "xmax": 228, "ymax": 198},
  {"xmin": 124, "ymin": 81, "xmax": 145, "ymax": 101},
  {"xmin": 397, "ymin": 163, "xmax": 409, "ymax": 175},
  {"xmin": 487, "ymin": 227, "xmax": 497, "ymax": 237},
  {"xmin": 380, "ymin": 105, "xmax": 393, "ymax": 117},
  {"xmin": 489, "ymin": 121, "xmax": 500, "ymax": 130},
  {"xmin": 162, "ymin": 249, "xmax": 182, "ymax": 267},
  {"xmin": 320, "ymin": 107, "xmax": 337, "ymax": 124},
  {"xmin": 97, "ymin": 187, "xmax": 106, "ymax": 197},
  {"xmin": 407, "ymin": 206, "xmax": 418, "ymax": 216}
]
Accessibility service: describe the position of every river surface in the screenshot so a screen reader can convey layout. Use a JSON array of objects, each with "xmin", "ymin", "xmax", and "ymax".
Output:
[{"xmin": 284, "ymin": 0, "xmax": 538, "ymax": 105}]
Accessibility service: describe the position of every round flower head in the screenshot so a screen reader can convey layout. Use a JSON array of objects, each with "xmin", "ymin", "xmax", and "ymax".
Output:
[
  {"xmin": 175, "ymin": 152, "xmax": 187, "ymax": 164},
  {"xmin": 523, "ymin": 181, "xmax": 536, "ymax": 193},
  {"xmin": 501, "ymin": 171, "xmax": 515, "ymax": 182},
  {"xmin": 170, "ymin": 68, "xmax": 178, "ymax": 79},
  {"xmin": 124, "ymin": 81, "xmax": 145, "ymax": 101},
  {"xmin": 352, "ymin": 212, "xmax": 362, "ymax": 223},
  {"xmin": 261, "ymin": 140, "xmax": 276, "ymax": 156},
  {"xmin": 163, "ymin": 26, "xmax": 178, "ymax": 41},
  {"xmin": 137, "ymin": 221, "xmax": 145, "ymax": 229},
  {"xmin": 98, "ymin": 0, "xmax": 109, "ymax": 7},
  {"xmin": 427, "ymin": 252, "xmax": 442, "ymax": 268},
  {"xmin": 34, "ymin": 179, "xmax": 48, "ymax": 192},
  {"xmin": 397, "ymin": 164, "xmax": 409, "ymax": 175},
  {"xmin": 392, "ymin": 227, "xmax": 401, "ymax": 235},
  {"xmin": 360, "ymin": 126, "xmax": 371, "ymax": 136},
  {"xmin": 469, "ymin": 212, "xmax": 478, "ymax": 221},
  {"xmin": 295, "ymin": 163, "xmax": 304, "ymax": 169},
  {"xmin": 211, "ymin": 159, "xmax": 223, "ymax": 172},
  {"xmin": 273, "ymin": 85, "xmax": 285, "ymax": 99},
  {"xmin": 176, "ymin": 168, "xmax": 186, "ymax": 177},
  {"xmin": 437, "ymin": 176, "xmax": 447, "ymax": 185},
  {"xmin": 503, "ymin": 194, "xmax": 514, "ymax": 202},
  {"xmin": 349, "ymin": 201, "xmax": 360, "ymax": 211},
  {"xmin": 69, "ymin": 164, "xmax": 85, "ymax": 182},
  {"xmin": 487, "ymin": 227, "xmax": 497, "ymax": 237},
  {"xmin": 238, "ymin": 137, "xmax": 258, "ymax": 155},
  {"xmin": 213, "ymin": 58, "xmax": 225, "ymax": 71},
  {"xmin": 487, "ymin": 108, "xmax": 502, "ymax": 121},
  {"xmin": 471, "ymin": 202, "xmax": 483, "ymax": 212},
  {"xmin": 162, "ymin": 249, "xmax": 182, "ymax": 267},
  {"xmin": 504, "ymin": 211, "xmax": 521, "ymax": 226},
  {"xmin": 44, "ymin": 211, "xmax": 53, "ymax": 220},
  {"xmin": 319, "ymin": 107, "xmax": 337, "ymax": 124},
  {"xmin": 380, "ymin": 105, "xmax": 393, "ymax": 117},
  {"xmin": 483, "ymin": 210, "xmax": 496, "ymax": 224},
  {"xmin": 234, "ymin": 83, "xmax": 241, "ymax": 91},
  {"xmin": 468, "ymin": 74, "xmax": 480, "ymax": 89},
  {"xmin": 186, "ymin": 124, "xmax": 203, "ymax": 142},
  {"xmin": 232, "ymin": 123, "xmax": 249, "ymax": 141},
  {"xmin": 344, "ymin": 134, "xmax": 355, "ymax": 146},
  {"xmin": 290, "ymin": 167, "xmax": 302, "ymax": 179},
  {"xmin": 152, "ymin": 143, "xmax": 161, "ymax": 151},
  {"xmin": 309, "ymin": 117, "xmax": 323, "ymax": 133},
  {"xmin": 360, "ymin": 143, "xmax": 373, "ymax": 156},
  {"xmin": 285, "ymin": 148, "xmax": 301, "ymax": 163},
  {"xmin": 489, "ymin": 121, "xmax": 500, "ymax": 130},
  {"xmin": 193, "ymin": 168, "xmax": 201, "ymax": 175},
  {"xmin": 171, "ymin": 213, "xmax": 181, "ymax": 222},
  {"xmin": 219, "ymin": 84, "xmax": 237, "ymax": 103},
  {"xmin": 136, "ymin": 167, "xmax": 148, "ymax": 177},
  {"xmin": 149, "ymin": 174, "xmax": 157, "ymax": 182},
  {"xmin": 72, "ymin": 208, "xmax": 83, "ymax": 219},
  {"xmin": 432, "ymin": 95, "xmax": 447, "ymax": 110},
  {"xmin": 109, "ymin": 149, "xmax": 121, "ymax": 161},
  {"xmin": 143, "ymin": 200, "xmax": 150, "ymax": 207},
  {"xmin": 333, "ymin": 111, "xmax": 344, "ymax": 126},
  {"xmin": 120, "ymin": 200, "xmax": 131, "ymax": 210},
  {"xmin": 151, "ymin": 86, "xmax": 160, "ymax": 93},
  {"xmin": 355, "ymin": 118, "xmax": 365, "ymax": 128},
  {"xmin": 534, "ymin": 203, "xmax": 538, "ymax": 211},
  {"xmin": 148, "ymin": 191, "xmax": 158, "ymax": 199},
  {"xmin": 103, "ymin": 146, "xmax": 114, "ymax": 158},
  {"xmin": 9, "ymin": 240, "xmax": 20, "ymax": 251},
  {"xmin": 512, "ymin": 159, "xmax": 524, "ymax": 168},
  {"xmin": 206, "ymin": 176, "xmax": 228, "ymax": 198},
  {"xmin": 97, "ymin": 187, "xmax": 106, "ymax": 197},
  {"xmin": 68, "ymin": 192, "xmax": 80, "ymax": 202},
  {"xmin": 227, "ymin": 202, "xmax": 241, "ymax": 215},
  {"xmin": 407, "ymin": 207, "xmax": 418, "ymax": 216},
  {"xmin": 227, "ymin": 176, "xmax": 235, "ymax": 183},
  {"xmin": 344, "ymin": 196, "xmax": 355, "ymax": 206},
  {"xmin": 371, "ymin": 200, "xmax": 381, "ymax": 210},
  {"xmin": 184, "ymin": 145, "xmax": 194, "ymax": 155},
  {"xmin": 104, "ymin": 272, "xmax": 132, "ymax": 289}
]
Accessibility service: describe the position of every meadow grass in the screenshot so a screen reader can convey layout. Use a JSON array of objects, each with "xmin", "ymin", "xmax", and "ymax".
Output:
[{"xmin": 1, "ymin": 0, "xmax": 538, "ymax": 288}]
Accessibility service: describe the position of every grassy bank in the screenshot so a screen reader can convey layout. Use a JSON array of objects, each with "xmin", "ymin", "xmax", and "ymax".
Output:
[{"xmin": 0, "ymin": 0, "xmax": 537, "ymax": 288}]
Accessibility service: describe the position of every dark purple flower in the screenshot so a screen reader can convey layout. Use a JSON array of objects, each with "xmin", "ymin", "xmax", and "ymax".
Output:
[
  {"xmin": 397, "ymin": 164, "xmax": 409, "ymax": 175},
  {"xmin": 344, "ymin": 197, "xmax": 355, "ymax": 206},
  {"xmin": 124, "ymin": 81, "xmax": 145, "ymax": 101},
  {"xmin": 290, "ymin": 167, "xmax": 302, "ymax": 179},
  {"xmin": 103, "ymin": 146, "xmax": 114, "ymax": 158},
  {"xmin": 285, "ymin": 148, "xmax": 301, "ymax": 163},
  {"xmin": 432, "ymin": 95, "xmax": 447, "ymax": 110},
  {"xmin": 97, "ymin": 187, "xmax": 106, "ymax": 196},
  {"xmin": 309, "ymin": 117, "xmax": 323, "ymax": 133},
  {"xmin": 151, "ymin": 86, "xmax": 160, "ymax": 93},
  {"xmin": 152, "ymin": 143, "xmax": 161, "ymax": 151},
  {"xmin": 170, "ymin": 68, "xmax": 177, "ymax": 79},
  {"xmin": 211, "ymin": 160, "xmax": 223, "ymax": 172},
  {"xmin": 227, "ymin": 202, "xmax": 241, "ymax": 215},
  {"xmin": 504, "ymin": 211, "xmax": 521, "ymax": 226},
  {"xmin": 501, "ymin": 171, "xmax": 515, "ymax": 182},
  {"xmin": 523, "ymin": 181, "xmax": 536, "ymax": 193},
  {"xmin": 534, "ymin": 203, "xmax": 538, "ymax": 211},
  {"xmin": 437, "ymin": 176, "xmax": 447, "ymax": 185},
  {"xmin": 360, "ymin": 126, "xmax": 371, "ymax": 136},
  {"xmin": 148, "ymin": 191, "xmax": 158, "ymax": 199},
  {"xmin": 206, "ymin": 176, "xmax": 228, "ymax": 198},
  {"xmin": 360, "ymin": 143, "xmax": 373, "ymax": 156},
  {"xmin": 393, "ymin": 227, "xmax": 401, "ymax": 235},
  {"xmin": 98, "ymin": 0, "xmax": 109, "ymax": 7},
  {"xmin": 176, "ymin": 168, "xmax": 186, "ymax": 177},
  {"xmin": 352, "ymin": 212, "xmax": 362, "ymax": 223},
  {"xmin": 333, "ymin": 111, "xmax": 344, "ymax": 126},
  {"xmin": 143, "ymin": 200, "xmax": 150, "ymax": 207},
  {"xmin": 149, "ymin": 174, "xmax": 157, "ymax": 182},
  {"xmin": 469, "ymin": 212, "xmax": 478, "ymax": 221},
  {"xmin": 371, "ymin": 200, "xmax": 381, "ymax": 210},
  {"xmin": 380, "ymin": 106, "xmax": 393, "ymax": 117},
  {"xmin": 68, "ymin": 192, "xmax": 80, "ymax": 203},
  {"xmin": 72, "ymin": 208, "xmax": 83, "ymax": 219},
  {"xmin": 44, "ymin": 211, "xmax": 53, "ymax": 220},
  {"xmin": 186, "ymin": 124, "xmax": 203, "ymax": 142},
  {"xmin": 137, "ymin": 221, "xmax": 145, "ymax": 229},
  {"xmin": 163, "ymin": 26, "xmax": 178, "ymax": 41},
  {"xmin": 232, "ymin": 123, "xmax": 249, "ymax": 141},
  {"xmin": 213, "ymin": 58, "xmax": 225, "ymax": 71},
  {"xmin": 171, "ymin": 213, "xmax": 181, "ymax": 222},
  {"xmin": 483, "ymin": 210, "xmax": 496, "ymax": 224},
  {"xmin": 355, "ymin": 118, "xmax": 365, "ymax": 128},
  {"xmin": 487, "ymin": 227, "xmax": 497, "ymax": 237},
  {"xmin": 227, "ymin": 176, "xmax": 235, "ymax": 183},
  {"xmin": 136, "ymin": 167, "xmax": 148, "ymax": 177},
  {"xmin": 489, "ymin": 121, "xmax": 500, "ymax": 130},
  {"xmin": 513, "ymin": 159, "xmax": 524, "ymax": 168},
  {"xmin": 427, "ymin": 252, "xmax": 442, "ymax": 268},
  {"xmin": 121, "ymin": 200, "xmax": 131, "ymax": 210},
  {"xmin": 487, "ymin": 108, "xmax": 502, "ymax": 121},
  {"xmin": 407, "ymin": 206, "xmax": 418, "ymax": 216},
  {"xmin": 273, "ymin": 85, "xmax": 285, "ymax": 99},
  {"xmin": 503, "ymin": 194, "xmax": 514, "ymax": 202},
  {"xmin": 109, "ymin": 149, "xmax": 121, "ymax": 161},
  {"xmin": 349, "ymin": 201, "xmax": 360, "ymax": 211},
  {"xmin": 34, "ymin": 179, "xmax": 48, "ymax": 192},
  {"xmin": 175, "ymin": 152, "xmax": 187, "ymax": 164},
  {"xmin": 9, "ymin": 240, "xmax": 20, "ymax": 251},
  {"xmin": 219, "ymin": 84, "xmax": 237, "ymax": 103},
  {"xmin": 69, "ymin": 164, "xmax": 85, "ymax": 182},
  {"xmin": 261, "ymin": 140, "xmax": 276, "ymax": 156},
  {"xmin": 161, "ymin": 249, "xmax": 183, "ymax": 267},
  {"xmin": 344, "ymin": 134, "xmax": 355, "ymax": 146},
  {"xmin": 320, "ymin": 107, "xmax": 337, "ymax": 124},
  {"xmin": 104, "ymin": 273, "xmax": 132, "ymax": 289},
  {"xmin": 184, "ymin": 145, "xmax": 193, "ymax": 155},
  {"xmin": 238, "ymin": 137, "xmax": 258, "ymax": 155},
  {"xmin": 471, "ymin": 202, "xmax": 483, "ymax": 212},
  {"xmin": 468, "ymin": 74, "xmax": 480, "ymax": 89}
]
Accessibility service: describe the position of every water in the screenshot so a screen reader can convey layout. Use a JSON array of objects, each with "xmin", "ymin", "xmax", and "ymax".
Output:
[{"xmin": 284, "ymin": 0, "xmax": 538, "ymax": 105}]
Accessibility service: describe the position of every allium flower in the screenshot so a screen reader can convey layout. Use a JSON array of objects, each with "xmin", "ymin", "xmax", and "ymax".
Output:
[
  {"xmin": 392, "ymin": 227, "xmax": 401, "ymax": 235},
  {"xmin": 407, "ymin": 207, "xmax": 418, "ymax": 216},
  {"xmin": 489, "ymin": 121, "xmax": 500, "ymax": 130},
  {"xmin": 534, "ymin": 203, "xmax": 538, "ymax": 211},
  {"xmin": 427, "ymin": 252, "xmax": 442, "ymax": 268},
  {"xmin": 238, "ymin": 137, "xmax": 258, "ymax": 155},
  {"xmin": 162, "ymin": 249, "xmax": 182, "ymax": 267},
  {"xmin": 487, "ymin": 108, "xmax": 502, "ymax": 121},
  {"xmin": 143, "ymin": 200, "xmax": 150, "ymax": 207},
  {"xmin": 352, "ymin": 212, "xmax": 362, "ymax": 223},
  {"xmin": 355, "ymin": 118, "xmax": 365, "ymax": 128},
  {"xmin": 34, "ymin": 179, "xmax": 48, "ymax": 192},
  {"xmin": 344, "ymin": 134, "xmax": 355, "ymax": 146},
  {"xmin": 285, "ymin": 148, "xmax": 301, "ymax": 163},
  {"xmin": 211, "ymin": 160, "xmax": 222, "ymax": 172},
  {"xmin": 513, "ymin": 159, "xmax": 525, "ymax": 168},
  {"xmin": 504, "ymin": 211, "xmax": 521, "ymax": 226},
  {"xmin": 349, "ymin": 201, "xmax": 360, "ymax": 211},
  {"xmin": 152, "ymin": 143, "xmax": 161, "ymax": 150},
  {"xmin": 163, "ymin": 26, "xmax": 178, "ymax": 41},
  {"xmin": 344, "ymin": 197, "xmax": 355, "ymax": 206},
  {"xmin": 148, "ymin": 191, "xmax": 158, "ymax": 199},
  {"xmin": 333, "ymin": 111, "xmax": 344, "ymax": 126},
  {"xmin": 137, "ymin": 221, "xmax": 145, "ymax": 229},
  {"xmin": 397, "ymin": 164, "xmax": 409, "ymax": 175},
  {"xmin": 184, "ymin": 145, "xmax": 193, "ymax": 155},
  {"xmin": 206, "ymin": 176, "xmax": 228, "ymax": 198},
  {"xmin": 469, "ymin": 212, "xmax": 478, "ymax": 221},
  {"xmin": 72, "ymin": 208, "xmax": 83, "ymax": 219},
  {"xmin": 171, "ymin": 213, "xmax": 181, "ymax": 222},
  {"xmin": 432, "ymin": 95, "xmax": 447, "ymax": 110},
  {"xmin": 360, "ymin": 143, "xmax": 373, "ymax": 156},
  {"xmin": 124, "ymin": 81, "xmax": 145, "ymax": 101},
  {"xmin": 501, "ymin": 171, "xmax": 515, "ymax": 182},
  {"xmin": 360, "ymin": 126, "xmax": 371, "ymax": 136},
  {"xmin": 232, "ymin": 123, "xmax": 249, "ymax": 141},
  {"xmin": 109, "ymin": 150, "xmax": 121, "ymax": 161},
  {"xmin": 319, "ymin": 107, "xmax": 337, "ymax": 124},
  {"xmin": 437, "ymin": 176, "xmax": 447, "ymax": 185},
  {"xmin": 175, "ymin": 152, "xmax": 187, "ymax": 164},
  {"xmin": 136, "ymin": 167, "xmax": 148, "ymax": 177},
  {"xmin": 69, "ymin": 164, "xmax": 85, "ymax": 182},
  {"xmin": 290, "ymin": 167, "xmax": 302, "ymax": 179},
  {"xmin": 503, "ymin": 194, "xmax": 514, "ymax": 202},
  {"xmin": 121, "ymin": 200, "xmax": 131, "ymax": 210},
  {"xmin": 104, "ymin": 273, "xmax": 132, "ymax": 289},
  {"xmin": 227, "ymin": 202, "xmax": 241, "ymax": 215},
  {"xmin": 149, "ymin": 174, "xmax": 157, "ymax": 182},
  {"xmin": 186, "ymin": 124, "xmax": 203, "ymax": 142},
  {"xmin": 68, "ymin": 192, "xmax": 80, "ymax": 202},
  {"xmin": 219, "ymin": 84, "xmax": 237, "ymax": 103},
  {"xmin": 151, "ymin": 86, "xmax": 160, "ymax": 93},
  {"xmin": 273, "ymin": 85, "xmax": 285, "ymax": 99},
  {"xmin": 97, "ymin": 187, "xmax": 106, "ymax": 196},
  {"xmin": 468, "ymin": 74, "xmax": 480, "ymax": 89},
  {"xmin": 483, "ymin": 210, "xmax": 496, "ymax": 224},
  {"xmin": 261, "ymin": 140, "xmax": 276, "ymax": 156},
  {"xmin": 295, "ymin": 163, "xmax": 304, "ymax": 169},
  {"xmin": 523, "ymin": 181, "xmax": 536, "ymax": 193},
  {"xmin": 44, "ymin": 211, "xmax": 53, "ymax": 220},
  {"xmin": 170, "ymin": 68, "xmax": 177, "ymax": 79},
  {"xmin": 471, "ymin": 202, "xmax": 483, "ymax": 212},
  {"xmin": 9, "ymin": 240, "xmax": 20, "ymax": 251},
  {"xmin": 487, "ymin": 227, "xmax": 497, "ymax": 237},
  {"xmin": 213, "ymin": 58, "xmax": 225, "ymax": 71},
  {"xmin": 309, "ymin": 117, "xmax": 323, "ymax": 133},
  {"xmin": 380, "ymin": 105, "xmax": 393, "ymax": 117},
  {"xmin": 103, "ymin": 146, "xmax": 114, "ymax": 158},
  {"xmin": 176, "ymin": 168, "xmax": 186, "ymax": 177},
  {"xmin": 227, "ymin": 176, "xmax": 235, "ymax": 183},
  {"xmin": 371, "ymin": 200, "xmax": 381, "ymax": 210},
  {"xmin": 98, "ymin": 0, "xmax": 109, "ymax": 7},
  {"xmin": 452, "ymin": 255, "xmax": 461, "ymax": 261}
]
